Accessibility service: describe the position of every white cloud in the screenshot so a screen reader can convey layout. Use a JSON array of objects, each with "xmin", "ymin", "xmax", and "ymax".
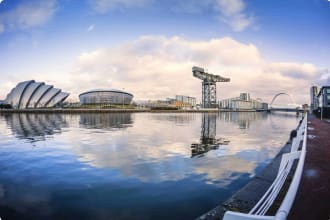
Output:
[
  {"xmin": 60, "ymin": 35, "xmax": 322, "ymax": 104},
  {"xmin": 87, "ymin": 24, "xmax": 95, "ymax": 32},
  {"xmin": 316, "ymin": 69, "xmax": 330, "ymax": 86},
  {"xmin": 0, "ymin": 0, "xmax": 3, "ymax": 5},
  {"xmin": 267, "ymin": 62, "xmax": 322, "ymax": 79},
  {"xmin": 215, "ymin": 0, "xmax": 254, "ymax": 32},
  {"xmin": 89, "ymin": 0, "xmax": 254, "ymax": 31},
  {"xmin": 168, "ymin": 0, "xmax": 255, "ymax": 31},
  {"xmin": 0, "ymin": 0, "xmax": 56, "ymax": 33},
  {"xmin": 0, "ymin": 35, "xmax": 324, "ymax": 105},
  {"xmin": 91, "ymin": 0, "xmax": 152, "ymax": 13}
]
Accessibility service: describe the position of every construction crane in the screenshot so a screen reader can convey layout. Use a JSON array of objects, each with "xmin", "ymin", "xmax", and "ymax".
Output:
[{"xmin": 192, "ymin": 66, "xmax": 230, "ymax": 108}]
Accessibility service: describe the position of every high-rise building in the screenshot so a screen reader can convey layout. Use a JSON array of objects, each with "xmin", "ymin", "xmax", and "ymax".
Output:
[
  {"xmin": 315, "ymin": 86, "xmax": 330, "ymax": 118},
  {"xmin": 310, "ymin": 86, "xmax": 318, "ymax": 111},
  {"xmin": 240, "ymin": 93, "xmax": 250, "ymax": 101}
]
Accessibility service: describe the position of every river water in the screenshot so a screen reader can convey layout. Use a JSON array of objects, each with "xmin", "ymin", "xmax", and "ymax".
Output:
[{"xmin": 0, "ymin": 112, "xmax": 300, "ymax": 220}]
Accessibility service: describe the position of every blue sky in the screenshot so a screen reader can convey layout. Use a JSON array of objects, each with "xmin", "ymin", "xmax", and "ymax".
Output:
[{"xmin": 0, "ymin": 0, "xmax": 329, "ymax": 104}]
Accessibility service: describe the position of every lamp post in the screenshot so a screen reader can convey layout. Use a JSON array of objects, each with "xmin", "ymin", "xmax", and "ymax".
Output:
[
  {"xmin": 321, "ymin": 88, "xmax": 324, "ymax": 120},
  {"xmin": 122, "ymin": 88, "xmax": 125, "ymax": 109}
]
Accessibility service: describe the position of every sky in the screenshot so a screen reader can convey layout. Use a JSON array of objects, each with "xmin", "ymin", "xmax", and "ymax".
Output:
[{"xmin": 0, "ymin": 0, "xmax": 329, "ymax": 104}]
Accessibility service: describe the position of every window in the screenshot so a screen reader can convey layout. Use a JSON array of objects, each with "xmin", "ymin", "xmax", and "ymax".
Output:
[{"xmin": 326, "ymin": 88, "xmax": 330, "ymax": 94}]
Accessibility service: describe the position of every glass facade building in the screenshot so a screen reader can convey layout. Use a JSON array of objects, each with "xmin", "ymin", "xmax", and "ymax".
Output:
[
  {"xmin": 4, "ymin": 80, "xmax": 69, "ymax": 109},
  {"xmin": 310, "ymin": 86, "xmax": 318, "ymax": 112},
  {"xmin": 315, "ymin": 86, "xmax": 330, "ymax": 118},
  {"xmin": 79, "ymin": 89, "xmax": 133, "ymax": 105}
]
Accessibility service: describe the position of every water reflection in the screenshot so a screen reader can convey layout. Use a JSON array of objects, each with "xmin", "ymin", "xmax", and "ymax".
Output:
[
  {"xmin": 79, "ymin": 113, "xmax": 133, "ymax": 129},
  {"xmin": 191, "ymin": 113, "xmax": 229, "ymax": 157},
  {"xmin": 3, "ymin": 113, "xmax": 67, "ymax": 142},
  {"xmin": 148, "ymin": 113, "xmax": 196, "ymax": 125},
  {"xmin": 219, "ymin": 112, "xmax": 268, "ymax": 129},
  {"xmin": 0, "ymin": 112, "xmax": 300, "ymax": 220},
  {"xmin": 270, "ymin": 111, "xmax": 302, "ymax": 118}
]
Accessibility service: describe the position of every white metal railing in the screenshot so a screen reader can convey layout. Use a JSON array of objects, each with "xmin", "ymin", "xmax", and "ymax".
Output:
[{"xmin": 223, "ymin": 114, "xmax": 307, "ymax": 220}]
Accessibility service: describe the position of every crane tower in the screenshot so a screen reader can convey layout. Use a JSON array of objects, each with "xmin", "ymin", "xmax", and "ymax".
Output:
[{"xmin": 192, "ymin": 66, "xmax": 230, "ymax": 108}]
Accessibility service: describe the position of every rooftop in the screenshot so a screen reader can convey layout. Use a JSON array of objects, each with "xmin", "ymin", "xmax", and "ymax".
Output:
[
  {"xmin": 317, "ymin": 86, "xmax": 330, "ymax": 97},
  {"xmin": 79, "ymin": 89, "xmax": 133, "ymax": 97}
]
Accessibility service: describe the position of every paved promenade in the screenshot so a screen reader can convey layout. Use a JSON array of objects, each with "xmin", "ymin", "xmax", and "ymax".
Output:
[{"xmin": 289, "ymin": 114, "xmax": 330, "ymax": 220}]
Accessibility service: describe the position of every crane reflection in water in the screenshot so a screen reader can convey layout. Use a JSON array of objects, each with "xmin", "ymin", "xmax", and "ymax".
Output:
[{"xmin": 191, "ymin": 113, "xmax": 229, "ymax": 157}]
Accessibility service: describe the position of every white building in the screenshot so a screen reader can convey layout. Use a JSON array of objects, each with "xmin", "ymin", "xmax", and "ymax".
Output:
[
  {"xmin": 175, "ymin": 95, "xmax": 196, "ymax": 108},
  {"xmin": 219, "ymin": 93, "xmax": 268, "ymax": 110}
]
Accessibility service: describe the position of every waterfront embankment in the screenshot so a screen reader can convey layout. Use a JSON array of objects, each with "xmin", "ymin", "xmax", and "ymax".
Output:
[{"xmin": 0, "ymin": 108, "xmax": 261, "ymax": 114}]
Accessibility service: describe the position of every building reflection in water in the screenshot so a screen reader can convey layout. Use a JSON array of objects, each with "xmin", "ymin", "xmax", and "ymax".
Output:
[
  {"xmin": 149, "ymin": 113, "xmax": 196, "ymax": 125},
  {"xmin": 219, "ymin": 112, "xmax": 268, "ymax": 129},
  {"xmin": 2, "ymin": 113, "xmax": 134, "ymax": 142},
  {"xmin": 191, "ymin": 113, "xmax": 229, "ymax": 157},
  {"xmin": 79, "ymin": 113, "xmax": 133, "ymax": 130},
  {"xmin": 3, "ymin": 113, "xmax": 67, "ymax": 142}
]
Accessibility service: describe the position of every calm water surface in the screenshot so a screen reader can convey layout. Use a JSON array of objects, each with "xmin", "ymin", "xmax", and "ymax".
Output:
[{"xmin": 0, "ymin": 112, "xmax": 300, "ymax": 220}]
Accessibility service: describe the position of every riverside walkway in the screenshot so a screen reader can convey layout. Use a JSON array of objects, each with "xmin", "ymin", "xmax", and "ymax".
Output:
[{"xmin": 289, "ymin": 114, "xmax": 330, "ymax": 220}]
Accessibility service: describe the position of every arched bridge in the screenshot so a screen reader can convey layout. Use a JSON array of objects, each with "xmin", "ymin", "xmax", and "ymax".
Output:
[{"xmin": 269, "ymin": 93, "xmax": 303, "ymax": 112}]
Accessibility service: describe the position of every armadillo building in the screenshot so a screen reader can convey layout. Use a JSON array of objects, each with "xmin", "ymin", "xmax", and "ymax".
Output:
[
  {"xmin": 4, "ymin": 80, "xmax": 70, "ymax": 109},
  {"xmin": 79, "ymin": 89, "xmax": 133, "ymax": 105}
]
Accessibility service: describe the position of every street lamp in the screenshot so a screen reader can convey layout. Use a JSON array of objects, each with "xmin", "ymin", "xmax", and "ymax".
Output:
[{"xmin": 122, "ymin": 88, "xmax": 125, "ymax": 109}]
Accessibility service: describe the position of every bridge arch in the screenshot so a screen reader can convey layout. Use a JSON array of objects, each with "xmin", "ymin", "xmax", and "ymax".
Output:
[{"xmin": 270, "ymin": 93, "xmax": 296, "ymax": 108}]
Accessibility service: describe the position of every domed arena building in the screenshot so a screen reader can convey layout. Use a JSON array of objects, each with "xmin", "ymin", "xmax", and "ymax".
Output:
[
  {"xmin": 79, "ymin": 89, "xmax": 133, "ymax": 105},
  {"xmin": 4, "ymin": 80, "xmax": 70, "ymax": 109}
]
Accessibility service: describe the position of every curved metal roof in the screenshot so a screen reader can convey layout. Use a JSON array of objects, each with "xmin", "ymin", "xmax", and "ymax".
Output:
[
  {"xmin": 29, "ymin": 84, "xmax": 53, "ymax": 108},
  {"xmin": 20, "ymin": 82, "xmax": 45, "ymax": 109},
  {"xmin": 46, "ymin": 92, "xmax": 70, "ymax": 107},
  {"xmin": 37, "ymin": 88, "xmax": 61, "ymax": 108},
  {"xmin": 4, "ymin": 80, "xmax": 70, "ymax": 109},
  {"xmin": 8, "ymin": 80, "xmax": 35, "ymax": 108},
  {"xmin": 79, "ymin": 89, "xmax": 133, "ymax": 97}
]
